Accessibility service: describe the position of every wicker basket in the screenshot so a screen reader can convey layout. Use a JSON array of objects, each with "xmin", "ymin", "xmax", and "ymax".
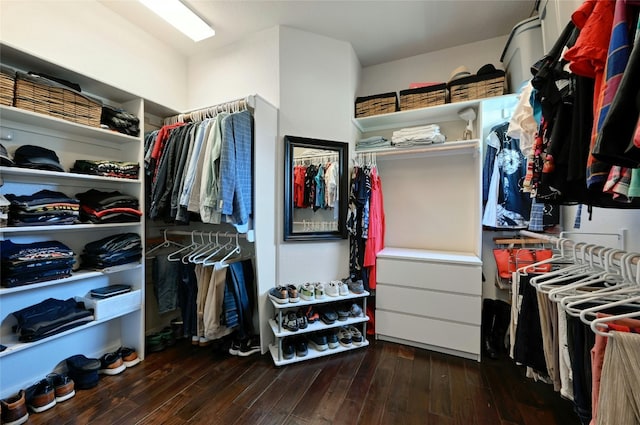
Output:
[
  {"xmin": 14, "ymin": 72, "xmax": 102, "ymax": 127},
  {"xmin": 0, "ymin": 65, "xmax": 16, "ymax": 107},
  {"xmin": 399, "ymin": 84, "xmax": 447, "ymax": 110},
  {"xmin": 355, "ymin": 92, "xmax": 398, "ymax": 118},
  {"xmin": 448, "ymin": 72, "xmax": 506, "ymax": 103}
]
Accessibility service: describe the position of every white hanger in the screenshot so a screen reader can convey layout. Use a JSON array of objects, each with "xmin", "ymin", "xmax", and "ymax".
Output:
[
  {"xmin": 529, "ymin": 242, "xmax": 595, "ymax": 293},
  {"xmin": 146, "ymin": 229, "xmax": 185, "ymax": 259},
  {"xmin": 212, "ymin": 233, "xmax": 242, "ymax": 270},
  {"xmin": 200, "ymin": 233, "xmax": 234, "ymax": 265},
  {"xmin": 167, "ymin": 230, "xmax": 199, "ymax": 262}
]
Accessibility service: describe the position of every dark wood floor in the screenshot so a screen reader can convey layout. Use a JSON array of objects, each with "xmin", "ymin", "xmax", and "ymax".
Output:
[{"xmin": 26, "ymin": 338, "xmax": 580, "ymax": 425}]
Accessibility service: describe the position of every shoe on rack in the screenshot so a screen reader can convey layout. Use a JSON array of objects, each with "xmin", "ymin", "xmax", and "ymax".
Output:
[
  {"xmin": 1, "ymin": 390, "xmax": 29, "ymax": 425},
  {"xmin": 46, "ymin": 373, "xmax": 75, "ymax": 402},
  {"xmin": 326, "ymin": 329, "xmax": 339, "ymax": 349},
  {"xmin": 349, "ymin": 303, "xmax": 364, "ymax": 318},
  {"xmin": 338, "ymin": 281, "xmax": 349, "ymax": 296},
  {"xmin": 296, "ymin": 310, "xmax": 308, "ymax": 330},
  {"xmin": 304, "ymin": 306, "xmax": 320, "ymax": 323},
  {"xmin": 280, "ymin": 311, "xmax": 299, "ymax": 332},
  {"xmin": 338, "ymin": 327, "xmax": 353, "ymax": 347},
  {"xmin": 268, "ymin": 286, "xmax": 289, "ymax": 304},
  {"xmin": 326, "ymin": 281, "xmax": 340, "ymax": 297},
  {"xmin": 295, "ymin": 338, "xmax": 308, "ymax": 357},
  {"xmin": 299, "ymin": 283, "xmax": 315, "ymax": 301},
  {"xmin": 314, "ymin": 282, "xmax": 325, "ymax": 299},
  {"xmin": 117, "ymin": 346, "xmax": 141, "ymax": 368},
  {"xmin": 347, "ymin": 325, "xmax": 364, "ymax": 346},
  {"xmin": 282, "ymin": 339, "xmax": 295, "ymax": 360},
  {"xmin": 320, "ymin": 308, "xmax": 338, "ymax": 325},
  {"xmin": 336, "ymin": 304, "xmax": 350, "ymax": 321},
  {"xmin": 65, "ymin": 354, "xmax": 100, "ymax": 390},
  {"xmin": 25, "ymin": 379, "xmax": 56, "ymax": 413},
  {"xmin": 238, "ymin": 336, "xmax": 261, "ymax": 357},
  {"xmin": 99, "ymin": 351, "xmax": 126, "ymax": 375},
  {"xmin": 308, "ymin": 333, "xmax": 328, "ymax": 352},
  {"xmin": 344, "ymin": 278, "xmax": 364, "ymax": 294},
  {"xmin": 286, "ymin": 284, "xmax": 300, "ymax": 303}
]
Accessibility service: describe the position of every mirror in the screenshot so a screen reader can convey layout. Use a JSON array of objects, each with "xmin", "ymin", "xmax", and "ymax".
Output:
[{"xmin": 284, "ymin": 135, "xmax": 348, "ymax": 241}]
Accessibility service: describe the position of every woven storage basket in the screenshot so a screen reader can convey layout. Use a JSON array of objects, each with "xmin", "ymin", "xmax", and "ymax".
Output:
[
  {"xmin": 14, "ymin": 72, "xmax": 102, "ymax": 127},
  {"xmin": 448, "ymin": 71, "xmax": 506, "ymax": 103},
  {"xmin": 355, "ymin": 92, "xmax": 398, "ymax": 118},
  {"xmin": 399, "ymin": 84, "xmax": 447, "ymax": 110},
  {"xmin": 0, "ymin": 65, "xmax": 16, "ymax": 107}
]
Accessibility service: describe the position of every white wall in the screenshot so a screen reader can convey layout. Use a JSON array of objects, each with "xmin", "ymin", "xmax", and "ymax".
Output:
[
  {"xmin": 277, "ymin": 26, "xmax": 359, "ymax": 285},
  {"xmin": 358, "ymin": 36, "xmax": 508, "ymax": 97},
  {"xmin": 187, "ymin": 27, "xmax": 280, "ymax": 110},
  {"xmin": 0, "ymin": 0, "xmax": 187, "ymax": 111}
]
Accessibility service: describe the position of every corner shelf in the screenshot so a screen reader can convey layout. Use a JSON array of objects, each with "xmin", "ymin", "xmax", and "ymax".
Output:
[
  {"xmin": 0, "ymin": 166, "xmax": 141, "ymax": 185},
  {"xmin": 356, "ymin": 139, "xmax": 480, "ymax": 160}
]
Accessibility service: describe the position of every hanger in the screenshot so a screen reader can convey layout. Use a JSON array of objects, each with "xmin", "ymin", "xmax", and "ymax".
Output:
[
  {"xmin": 145, "ymin": 229, "xmax": 186, "ymax": 259},
  {"xmin": 197, "ymin": 232, "xmax": 233, "ymax": 265},
  {"xmin": 528, "ymin": 242, "xmax": 594, "ymax": 292},
  {"xmin": 210, "ymin": 233, "xmax": 242, "ymax": 270},
  {"xmin": 166, "ymin": 230, "xmax": 199, "ymax": 262}
]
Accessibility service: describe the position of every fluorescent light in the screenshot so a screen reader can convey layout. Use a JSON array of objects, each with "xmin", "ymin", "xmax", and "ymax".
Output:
[{"xmin": 138, "ymin": 0, "xmax": 215, "ymax": 42}]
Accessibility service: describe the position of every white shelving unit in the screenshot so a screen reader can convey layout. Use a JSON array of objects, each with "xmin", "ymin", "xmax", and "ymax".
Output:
[
  {"xmin": 268, "ymin": 290, "xmax": 369, "ymax": 366},
  {"xmin": 0, "ymin": 46, "xmax": 148, "ymax": 398},
  {"xmin": 352, "ymin": 96, "xmax": 517, "ymax": 361}
]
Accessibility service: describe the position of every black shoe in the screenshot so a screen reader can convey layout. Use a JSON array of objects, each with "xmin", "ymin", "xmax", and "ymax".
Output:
[
  {"xmin": 229, "ymin": 338, "xmax": 241, "ymax": 355},
  {"xmin": 238, "ymin": 336, "xmax": 261, "ymax": 357},
  {"xmin": 66, "ymin": 354, "xmax": 100, "ymax": 390},
  {"xmin": 25, "ymin": 379, "xmax": 56, "ymax": 413},
  {"xmin": 295, "ymin": 338, "xmax": 308, "ymax": 357},
  {"xmin": 282, "ymin": 340, "xmax": 295, "ymax": 360}
]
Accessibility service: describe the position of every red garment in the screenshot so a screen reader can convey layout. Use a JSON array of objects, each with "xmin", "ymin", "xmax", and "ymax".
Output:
[
  {"xmin": 294, "ymin": 165, "xmax": 306, "ymax": 208},
  {"xmin": 81, "ymin": 205, "xmax": 142, "ymax": 218},
  {"xmin": 363, "ymin": 168, "xmax": 384, "ymax": 290},
  {"xmin": 150, "ymin": 122, "xmax": 185, "ymax": 181}
]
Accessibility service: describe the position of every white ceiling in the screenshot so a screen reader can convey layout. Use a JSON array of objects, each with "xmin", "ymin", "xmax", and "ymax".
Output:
[{"xmin": 100, "ymin": 0, "xmax": 537, "ymax": 67}]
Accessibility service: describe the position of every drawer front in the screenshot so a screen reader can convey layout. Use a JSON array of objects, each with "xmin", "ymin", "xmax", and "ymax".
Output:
[
  {"xmin": 377, "ymin": 284, "xmax": 480, "ymax": 325},
  {"xmin": 376, "ymin": 310, "xmax": 480, "ymax": 355},
  {"xmin": 377, "ymin": 258, "xmax": 481, "ymax": 295}
]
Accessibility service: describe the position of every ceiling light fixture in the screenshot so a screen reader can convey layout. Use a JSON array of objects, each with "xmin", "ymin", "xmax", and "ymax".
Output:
[{"xmin": 138, "ymin": 0, "xmax": 215, "ymax": 42}]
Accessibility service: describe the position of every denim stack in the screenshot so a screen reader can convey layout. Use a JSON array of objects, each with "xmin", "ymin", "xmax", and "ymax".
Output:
[
  {"xmin": 71, "ymin": 160, "xmax": 139, "ymax": 180},
  {"xmin": 11, "ymin": 298, "xmax": 94, "ymax": 342},
  {"xmin": 75, "ymin": 189, "xmax": 142, "ymax": 223},
  {"xmin": 80, "ymin": 233, "xmax": 142, "ymax": 269},
  {"xmin": 1, "ymin": 240, "xmax": 76, "ymax": 288},
  {"xmin": 5, "ymin": 190, "xmax": 79, "ymax": 226}
]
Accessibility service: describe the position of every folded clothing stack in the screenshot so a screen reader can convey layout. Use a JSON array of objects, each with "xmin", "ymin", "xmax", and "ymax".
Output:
[
  {"xmin": 71, "ymin": 160, "xmax": 140, "ymax": 179},
  {"xmin": 11, "ymin": 298, "xmax": 94, "ymax": 342},
  {"xmin": 355, "ymin": 136, "xmax": 391, "ymax": 151},
  {"xmin": 75, "ymin": 189, "xmax": 142, "ymax": 223},
  {"xmin": 100, "ymin": 104, "xmax": 140, "ymax": 137},
  {"xmin": 391, "ymin": 124, "xmax": 446, "ymax": 147},
  {"xmin": 5, "ymin": 190, "xmax": 79, "ymax": 226},
  {"xmin": 80, "ymin": 233, "xmax": 142, "ymax": 269},
  {"xmin": 1, "ymin": 239, "xmax": 76, "ymax": 288}
]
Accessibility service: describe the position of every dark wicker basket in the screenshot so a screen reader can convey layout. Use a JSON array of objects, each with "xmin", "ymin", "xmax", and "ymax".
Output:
[
  {"xmin": 355, "ymin": 92, "xmax": 398, "ymax": 118},
  {"xmin": 399, "ymin": 84, "xmax": 447, "ymax": 110},
  {"xmin": 0, "ymin": 65, "xmax": 16, "ymax": 107},
  {"xmin": 448, "ymin": 71, "xmax": 506, "ymax": 103}
]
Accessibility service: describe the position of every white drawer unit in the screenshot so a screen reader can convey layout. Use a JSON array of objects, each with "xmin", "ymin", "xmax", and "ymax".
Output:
[{"xmin": 376, "ymin": 247, "xmax": 482, "ymax": 361}]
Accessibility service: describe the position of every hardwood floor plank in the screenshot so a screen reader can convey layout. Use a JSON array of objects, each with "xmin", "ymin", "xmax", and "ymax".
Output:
[
  {"xmin": 448, "ymin": 356, "xmax": 477, "ymax": 425},
  {"xmin": 404, "ymin": 346, "xmax": 431, "ymax": 425},
  {"xmin": 429, "ymin": 352, "xmax": 452, "ymax": 418},
  {"xmin": 380, "ymin": 356, "xmax": 413, "ymax": 423},
  {"xmin": 467, "ymin": 383, "xmax": 501, "ymax": 425},
  {"xmin": 481, "ymin": 360, "xmax": 525, "ymax": 423},
  {"xmin": 356, "ymin": 341, "xmax": 399, "ymax": 424}
]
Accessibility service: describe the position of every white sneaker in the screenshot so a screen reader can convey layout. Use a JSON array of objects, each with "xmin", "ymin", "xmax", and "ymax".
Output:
[
  {"xmin": 338, "ymin": 280, "xmax": 349, "ymax": 296},
  {"xmin": 300, "ymin": 282, "xmax": 315, "ymax": 301},
  {"xmin": 326, "ymin": 281, "xmax": 340, "ymax": 297},
  {"xmin": 314, "ymin": 282, "xmax": 325, "ymax": 299}
]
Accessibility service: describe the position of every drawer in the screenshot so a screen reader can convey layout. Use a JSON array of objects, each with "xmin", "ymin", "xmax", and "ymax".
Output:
[
  {"xmin": 377, "ymin": 257, "xmax": 481, "ymax": 295},
  {"xmin": 376, "ymin": 310, "xmax": 480, "ymax": 355},
  {"xmin": 377, "ymin": 284, "xmax": 480, "ymax": 325}
]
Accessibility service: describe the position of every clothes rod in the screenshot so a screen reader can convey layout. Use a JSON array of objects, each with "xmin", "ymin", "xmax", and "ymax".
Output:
[
  {"xmin": 165, "ymin": 229, "xmax": 255, "ymax": 243},
  {"xmin": 163, "ymin": 95, "xmax": 256, "ymax": 126}
]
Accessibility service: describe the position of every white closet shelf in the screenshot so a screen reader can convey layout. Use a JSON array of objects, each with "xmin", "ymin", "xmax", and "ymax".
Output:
[
  {"xmin": 356, "ymin": 139, "xmax": 480, "ymax": 160},
  {"xmin": 0, "ymin": 166, "xmax": 141, "ymax": 184},
  {"xmin": 0, "ymin": 263, "xmax": 142, "ymax": 295},
  {"xmin": 0, "ymin": 222, "xmax": 141, "ymax": 234},
  {"xmin": 377, "ymin": 247, "xmax": 482, "ymax": 266},
  {"xmin": 269, "ymin": 315, "xmax": 369, "ymax": 338},
  {"xmin": 0, "ymin": 105, "xmax": 139, "ymax": 145},
  {"xmin": 269, "ymin": 290, "xmax": 370, "ymax": 309},
  {"xmin": 269, "ymin": 339, "xmax": 370, "ymax": 366},
  {"xmin": 0, "ymin": 307, "xmax": 140, "ymax": 360}
]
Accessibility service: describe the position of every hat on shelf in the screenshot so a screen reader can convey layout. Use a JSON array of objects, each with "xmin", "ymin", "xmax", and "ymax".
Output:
[
  {"xmin": 0, "ymin": 143, "xmax": 14, "ymax": 166},
  {"xmin": 448, "ymin": 65, "xmax": 472, "ymax": 83},
  {"xmin": 476, "ymin": 63, "xmax": 505, "ymax": 78},
  {"xmin": 14, "ymin": 145, "xmax": 64, "ymax": 172}
]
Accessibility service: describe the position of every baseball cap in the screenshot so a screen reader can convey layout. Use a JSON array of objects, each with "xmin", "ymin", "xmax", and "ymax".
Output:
[
  {"xmin": 0, "ymin": 144, "xmax": 14, "ymax": 166},
  {"xmin": 448, "ymin": 65, "xmax": 472, "ymax": 83},
  {"xmin": 14, "ymin": 145, "xmax": 64, "ymax": 172}
]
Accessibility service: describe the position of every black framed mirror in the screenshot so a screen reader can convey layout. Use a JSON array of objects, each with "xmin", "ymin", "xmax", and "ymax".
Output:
[{"xmin": 284, "ymin": 135, "xmax": 348, "ymax": 241}]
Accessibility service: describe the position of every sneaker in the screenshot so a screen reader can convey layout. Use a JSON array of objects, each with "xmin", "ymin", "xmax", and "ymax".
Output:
[
  {"xmin": 308, "ymin": 333, "xmax": 328, "ymax": 351},
  {"xmin": 159, "ymin": 327, "xmax": 176, "ymax": 346},
  {"xmin": 320, "ymin": 308, "xmax": 338, "ymax": 325},
  {"xmin": 326, "ymin": 281, "xmax": 340, "ymax": 297},
  {"xmin": 295, "ymin": 338, "xmax": 308, "ymax": 357},
  {"xmin": 338, "ymin": 327, "xmax": 353, "ymax": 347},
  {"xmin": 25, "ymin": 379, "xmax": 56, "ymax": 413},
  {"xmin": 268, "ymin": 286, "xmax": 289, "ymax": 304},
  {"xmin": 304, "ymin": 306, "xmax": 320, "ymax": 323},
  {"xmin": 326, "ymin": 330, "xmax": 339, "ymax": 349},
  {"xmin": 314, "ymin": 282, "xmax": 325, "ymax": 299},
  {"xmin": 282, "ymin": 339, "xmax": 295, "ymax": 360},
  {"xmin": 296, "ymin": 310, "xmax": 308, "ymax": 330},
  {"xmin": 280, "ymin": 311, "xmax": 299, "ymax": 332},
  {"xmin": 336, "ymin": 304, "xmax": 350, "ymax": 321},
  {"xmin": 349, "ymin": 303, "xmax": 364, "ymax": 318},
  {"xmin": 65, "ymin": 354, "xmax": 100, "ymax": 390},
  {"xmin": 170, "ymin": 318, "xmax": 184, "ymax": 340},
  {"xmin": 299, "ymin": 283, "xmax": 315, "ymax": 301},
  {"xmin": 286, "ymin": 284, "xmax": 300, "ymax": 303},
  {"xmin": 348, "ymin": 325, "xmax": 364, "ymax": 345},
  {"xmin": 117, "ymin": 346, "xmax": 141, "ymax": 368},
  {"xmin": 46, "ymin": 373, "xmax": 75, "ymax": 402},
  {"xmin": 345, "ymin": 278, "xmax": 365, "ymax": 294},
  {"xmin": 99, "ymin": 351, "xmax": 126, "ymax": 375},
  {"xmin": 0, "ymin": 389, "xmax": 29, "ymax": 425},
  {"xmin": 238, "ymin": 336, "xmax": 261, "ymax": 357},
  {"xmin": 338, "ymin": 281, "xmax": 349, "ymax": 296},
  {"xmin": 229, "ymin": 338, "xmax": 241, "ymax": 355},
  {"xmin": 146, "ymin": 333, "xmax": 166, "ymax": 352}
]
